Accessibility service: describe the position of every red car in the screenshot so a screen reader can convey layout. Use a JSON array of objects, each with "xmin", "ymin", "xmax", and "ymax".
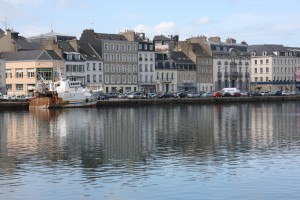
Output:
[{"xmin": 212, "ymin": 91, "xmax": 222, "ymax": 97}]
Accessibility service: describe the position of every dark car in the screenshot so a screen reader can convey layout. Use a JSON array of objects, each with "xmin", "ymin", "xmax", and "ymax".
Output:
[
  {"xmin": 222, "ymin": 92, "xmax": 232, "ymax": 97},
  {"xmin": 177, "ymin": 92, "xmax": 187, "ymax": 98},
  {"xmin": 157, "ymin": 93, "xmax": 173, "ymax": 98},
  {"xmin": 98, "ymin": 93, "xmax": 109, "ymax": 100},
  {"xmin": 274, "ymin": 91, "xmax": 282, "ymax": 96}
]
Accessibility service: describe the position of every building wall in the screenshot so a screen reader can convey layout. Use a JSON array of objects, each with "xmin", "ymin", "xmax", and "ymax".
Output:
[
  {"xmin": 0, "ymin": 60, "xmax": 6, "ymax": 94},
  {"xmin": 251, "ymin": 55, "xmax": 300, "ymax": 91},
  {"xmin": 155, "ymin": 69, "xmax": 177, "ymax": 93},
  {"xmin": 5, "ymin": 60, "xmax": 64, "ymax": 95},
  {"xmin": 0, "ymin": 30, "xmax": 16, "ymax": 53},
  {"xmin": 102, "ymin": 40, "xmax": 139, "ymax": 93},
  {"xmin": 138, "ymin": 50, "xmax": 156, "ymax": 92}
]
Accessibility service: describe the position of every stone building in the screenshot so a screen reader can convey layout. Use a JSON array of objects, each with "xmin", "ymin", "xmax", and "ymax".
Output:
[
  {"xmin": 175, "ymin": 36, "xmax": 251, "ymax": 92},
  {"xmin": 80, "ymin": 29, "xmax": 138, "ymax": 93},
  {"xmin": 249, "ymin": 44, "xmax": 300, "ymax": 92}
]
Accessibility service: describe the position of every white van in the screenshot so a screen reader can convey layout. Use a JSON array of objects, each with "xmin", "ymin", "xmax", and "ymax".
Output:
[{"xmin": 221, "ymin": 88, "xmax": 240, "ymax": 95}]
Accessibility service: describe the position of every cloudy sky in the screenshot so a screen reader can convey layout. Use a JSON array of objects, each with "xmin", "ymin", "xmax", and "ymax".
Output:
[{"xmin": 1, "ymin": 0, "xmax": 300, "ymax": 46}]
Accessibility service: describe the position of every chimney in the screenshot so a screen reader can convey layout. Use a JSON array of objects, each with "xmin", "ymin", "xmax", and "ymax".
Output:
[
  {"xmin": 208, "ymin": 36, "xmax": 221, "ymax": 43},
  {"xmin": 226, "ymin": 38, "xmax": 236, "ymax": 44}
]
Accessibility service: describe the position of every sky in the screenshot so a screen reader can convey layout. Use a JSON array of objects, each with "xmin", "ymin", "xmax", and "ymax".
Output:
[{"xmin": 1, "ymin": 0, "xmax": 300, "ymax": 46}]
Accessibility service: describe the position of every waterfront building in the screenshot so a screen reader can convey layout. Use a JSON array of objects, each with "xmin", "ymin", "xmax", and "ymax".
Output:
[
  {"xmin": 175, "ymin": 36, "xmax": 251, "ymax": 92},
  {"xmin": 171, "ymin": 51, "xmax": 197, "ymax": 92},
  {"xmin": 0, "ymin": 28, "xmax": 41, "ymax": 53},
  {"xmin": 122, "ymin": 30, "xmax": 156, "ymax": 93},
  {"xmin": 79, "ymin": 43, "xmax": 104, "ymax": 91},
  {"xmin": 155, "ymin": 51, "xmax": 176, "ymax": 93},
  {"xmin": 249, "ymin": 44, "xmax": 300, "ymax": 92},
  {"xmin": 0, "ymin": 50, "xmax": 64, "ymax": 95},
  {"xmin": 0, "ymin": 59, "xmax": 5, "ymax": 94},
  {"xmin": 80, "ymin": 29, "xmax": 139, "ymax": 93}
]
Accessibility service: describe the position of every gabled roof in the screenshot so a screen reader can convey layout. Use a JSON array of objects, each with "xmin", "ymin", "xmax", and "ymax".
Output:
[
  {"xmin": 0, "ymin": 50, "xmax": 62, "ymax": 61},
  {"xmin": 153, "ymin": 35, "xmax": 173, "ymax": 41},
  {"xmin": 14, "ymin": 35, "xmax": 42, "ymax": 51},
  {"xmin": 79, "ymin": 43, "xmax": 102, "ymax": 61}
]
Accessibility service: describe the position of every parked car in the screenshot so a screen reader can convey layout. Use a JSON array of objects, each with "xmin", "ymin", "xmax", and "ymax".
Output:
[
  {"xmin": 274, "ymin": 91, "xmax": 282, "ymax": 96},
  {"xmin": 212, "ymin": 91, "xmax": 222, "ymax": 97},
  {"xmin": 98, "ymin": 93, "xmax": 109, "ymax": 100},
  {"xmin": 201, "ymin": 92, "xmax": 213, "ymax": 97},
  {"xmin": 147, "ymin": 93, "xmax": 157, "ymax": 99},
  {"xmin": 231, "ymin": 92, "xmax": 242, "ymax": 97},
  {"xmin": 117, "ymin": 93, "xmax": 127, "ymax": 99},
  {"xmin": 157, "ymin": 93, "xmax": 173, "ymax": 98},
  {"xmin": 176, "ymin": 92, "xmax": 187, "ymax": 98},
  {"xmin": 222, "ymin": 92, "xmax": 232, "ymax": 97},
  {"xmin": 127, "ymin": 92, "xmax": 143, "ymax": 99},
  {"xmin": 106, "ymin": 92, "xmax": 118, "ymax": 98},
  {"xmin": 1, "ymin": 95, "xmax": 11, "ymax": 101},
  {"xmin": 187, "ymin": 92, "xmax": 201, "ymax": 98}
]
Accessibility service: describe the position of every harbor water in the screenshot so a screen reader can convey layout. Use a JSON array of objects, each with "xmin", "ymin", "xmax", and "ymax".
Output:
[{"xmin": 1, "ymin": 102, "xmax": 300, "ymax": 199}]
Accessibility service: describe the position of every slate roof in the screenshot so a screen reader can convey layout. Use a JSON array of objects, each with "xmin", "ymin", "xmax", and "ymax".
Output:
[
  {"xmin": 248, "ymin": 44, "xmax": 288, "ymax": 56},
  {"xmin": 153, "ymin": 35, "xmax": 173, "ymax": 41},
  {"xmin": 170, "ymin": 51, "xmax": 194, "ymax": 64},
  {"xmin": 191, "ymin": 43, "xmax": 210, "ymax": 56},
  {"xmin": 0, "ymin": 28, "xmax": 4, "ymax": 37},
  {"xmin": 57, "ymin": 41, "xmax": 76, "ymax": 52},
  {"xmin": 0, "ymin": 50, "xmax": 62, "ymax": 61},
  {"xmin": 95, "ymin": 33, "xmax": 127, "ymax": 41},
  {"xmin": 79, "ymin": 43, "xmax": 102, "ymax": 61}
]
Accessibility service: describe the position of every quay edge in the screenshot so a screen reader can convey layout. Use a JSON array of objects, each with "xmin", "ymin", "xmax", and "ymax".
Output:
[{"xmin": 1, "ymin": 96, "xmax": 300, "ymax": 109}]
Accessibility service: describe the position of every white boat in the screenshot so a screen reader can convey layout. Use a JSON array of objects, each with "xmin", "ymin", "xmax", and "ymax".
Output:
[{"xmin": 48, "ymin": 79, "xmax": 98, "ymax": 108}]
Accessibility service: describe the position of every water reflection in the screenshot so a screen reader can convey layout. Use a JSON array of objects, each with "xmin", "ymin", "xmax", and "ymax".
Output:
[{"xmin": 1, "ymin": 102, "xmax": 300, "ymax": 199}]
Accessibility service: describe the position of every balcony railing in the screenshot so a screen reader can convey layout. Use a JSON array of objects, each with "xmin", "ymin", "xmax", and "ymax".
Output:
[
  {"xmin": 160, "ymin": 78, "xmax": 173, "ymax": 82},
  {"xmin": 245, "ymin": 72, "xmax": 250, "ymax": 78},
  {"xmin": 231, "ymin": 72, "xmax": 238, "ymax": 77},
  {"xmin": 224, "ymin": 72, "xmax": 229, "ymax": 78},
  {"xmin": 217, "ymin": 72, "xmax": 222, "ymax": 77}
]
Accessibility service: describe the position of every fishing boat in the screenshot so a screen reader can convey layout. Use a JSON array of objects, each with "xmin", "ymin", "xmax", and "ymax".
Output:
[
  {"xmin": 30, "ymin": 73, "xmax": 99, "ymax": 108},
  {"xmin": 29, "ymin": 81, "xmax": 63, "ymax": 109},
  {"xmin": 49, "ymin": 79, "xmax": 98, "ymax": 108}
]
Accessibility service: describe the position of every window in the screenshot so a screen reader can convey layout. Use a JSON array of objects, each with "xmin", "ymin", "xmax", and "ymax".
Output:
[
  {"xmin": 266, "ymin": 59, "xmax": 269, "ymax": 64},
  {"xmin": 87, "ymin": 63, "xmax": 90, "ymax": 71},
  {"xmin": 144, "ymin": 44, "xmax": 148, "ymax": 50},
  {"xmin": 104, "ymin": 53, "xmax": 109, "ymax": 62},
  {"xmin": 6, "ymin": 70, "xmax": 12, "ymax": 78},
  {"xmin": 93, "ymin": 63, "xmax": 96, "ymax": 71},
  {"xmin": 16, "ymin": 69, "xmax": 23, "ymax": 78},
  {"xmin": 139, "ymin": 54, "xmax": 142, "ymax": 61},
  {"xmin": 111, "ymin": 75, "xmax": 115, "ymax": 83},
  {"xmin": 260, "ymin": 68, "xmax": 263, "ymax": 74},
  {"xmin": 6, "ymin": 84, "xmax": 12, "ymax": 91},
  {"xmin": 150, "ymin": 45, "xmax": 153, "ymax": 51},
  {"xmin": 98, "ymin": 63, "xmax": 102, "ymax": 71},
  {"xmin": 116, "ymin": 44, "xmax": 120, "ymax": 50},
  {"xmin": 116, "ymin": 54, "xmax": 120, "ymax": 62},
  {"xmin": 111, "ymin": 54, "xmax": 114, "ymax": 62},
  {"xmin": 28, "ymin": 68, "xmax": 35, "ymax": 78},
  {"xmin": 254, "ymin": 68, "xmax": 257, "ymax": 73},
  {"xmin": 127, "ymin": 44, "xmax": 131, "ymax": 51},
  {"xmin": 110, "ymin": 43, "xmax": 114, "ymax": 50},
  {"xmin": 266, "ymin": 67, "xmax": 269, "ymax": 73},
  {"xmin": 105, "ymin": 64, "xmax": 109, "ymax": 72},
  {"xmin": 16, "ymin": 84, "xmax": 23, "ymax": 91},
  {"xmin": 127, "ymin": 54, "xmax": 131, "ymax": 62},
  {"xmin": 117, "ymin": 75, "xmax": 121, "ymax": 83},
  {"xmin": 99, "ymin": 75, "xmax": 102, "ymax": 82},
  {"xmin": 260, "ymin": 77, "xmax": 263, "ymax": 81},
  {"xmin": 133, "ymin": 45, "xmax": 136, "ymax": 51},
  {"xmin": 121, "ymin": 44, "xmax": 125, "ymax": 51},
  {"xmin": 260, "ymin": 60, "xmax": 263, "ymax": 65},
  {"xmin": 104, "ymin": 43, "xmax": 108, "ymax": 50},
  {"xmin": 139, "ymin": 44, "xmax": 142, "ymax": 50},
  {"xmin": 87, "ymin": 75, "xmax": 90, "ymax": 83},
  {"xmin": 266, "ymin": 77, "xmax": 269, "ymax": 81},
  {"xmin": 254, "ymin": 60, "xmax": 257, "ymax": 65},
  {"xmin": 93, "ymin": 75, "xmax": 96, "ymax": 82},
  {"xmin": 105, "ymin": 75, "xmax": 109, "ymax": 83}
]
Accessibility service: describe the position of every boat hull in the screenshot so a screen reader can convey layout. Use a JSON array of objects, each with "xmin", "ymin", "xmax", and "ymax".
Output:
[
  {"xmin": 29, "ymin": 96, "xmax": 63, "ymax": 109},
  {"xmin": 62, "ymin": 100, "xmax": 97, "ymax": 108}
]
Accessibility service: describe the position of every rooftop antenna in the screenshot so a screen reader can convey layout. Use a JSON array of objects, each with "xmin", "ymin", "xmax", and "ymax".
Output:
[
  {"xmin": 2, "ymin": 17, "xmax": 10, "ymax": 30},
  {"xmin": 91, "ymin": 22, "xmax": 94, "ymax": 29},
  {"xmin": 51, "ymin": 16, "xmax": 53, "ymax": 32}
]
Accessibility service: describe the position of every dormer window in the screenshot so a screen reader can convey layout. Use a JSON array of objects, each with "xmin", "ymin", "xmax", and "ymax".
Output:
[
  {"xmin": 74, "ymin": 54, "xmax": 80, "ymax": 61},
  {"xmin": 216, "ymin": 47, "xmax": 220, "ymax": 51},
  {"xmin": 251, "ymin": 52, "xmax": 256, "ymax": 56},
  {"xmin": 67, "ymin": 54, "xmax": 72, "ymax": 60},
  {"xmin": 263, "ymin": 51, "xmax": 268, "ymax": 56}
]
